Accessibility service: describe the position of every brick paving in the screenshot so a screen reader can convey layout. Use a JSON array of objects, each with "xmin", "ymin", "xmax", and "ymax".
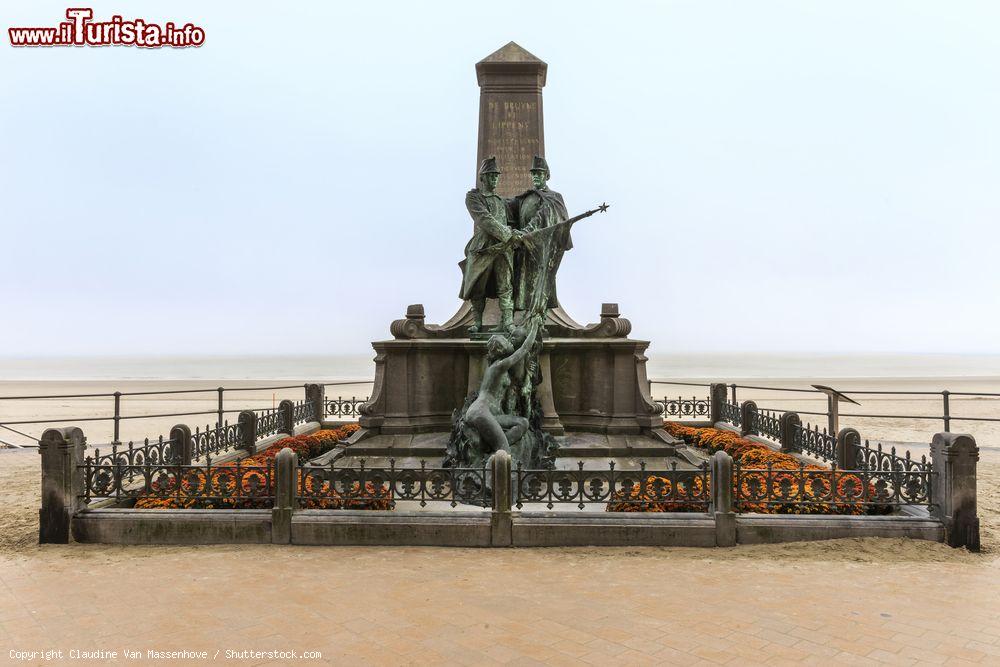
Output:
[{"xmin": 1, "ymin": 543, "xmax": 998, "ymax": 666}]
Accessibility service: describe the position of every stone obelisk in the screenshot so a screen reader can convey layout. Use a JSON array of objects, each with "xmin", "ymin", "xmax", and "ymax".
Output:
[{"xmin": 475, "ymin": 42, "xmax": 547, "ymax": 197}]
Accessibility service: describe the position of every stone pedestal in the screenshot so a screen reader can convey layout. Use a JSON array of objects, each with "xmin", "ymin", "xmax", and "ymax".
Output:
[{"xmin": 358, "ymin": 335, "xmax": 663, "ymax": 438}]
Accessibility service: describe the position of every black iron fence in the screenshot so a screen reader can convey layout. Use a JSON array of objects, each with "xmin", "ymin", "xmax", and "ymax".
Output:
[
  {"xmin": 324, "ymin": 396, "xmax": 367, "ymax": 420},
  {"xmin": 710, "ymin": 392, "xmax": 934, "ymax": 479},
  {"xmin": 793, "ymin": 421, "xmax": 837, "ymax": 463},
  {"xmin": 77, "ymin": 454, "xmax": 932, "ymax": 515},
  {"xmin": 256, "ymin": 408, "xmax": 282, "ymax": 440},
  {"xmin": 753, "ymin": 408, "xmax": 782, "ymax": 442},
  {"xmin": 298, "ymin": 460, "xmax": 490, "ymax": 509},
  {"xmin": 514, "ymin": 461, "xmax": 711, "ymax": 510},
  {"xmin": 854, "ymin": 439, "xmax": 931, "ymax": 475},
  {"xmin": 192, "ymin": 421, "xmax": 241, "ymax": 461},
  {"xmin": 292, "ymin": 399, "xmax": 314, "ymax": 427},
  {"xmin": 734, "ymin": 462, "xmax": 933, "ymax": 511},
  {"xmin": 92, "ymin": 435, "xmax": 177, "ymax": 468},
  {"xmin": 80, "ymin": 459, "xmax": 275, "ymax": 507},
  {"xmin": 720, "ymin": 400, "xmax": 741, "ymax": 427},
  {"xmin": 658, "ymin": 396, "xmax": 710, "ymax": 420}
]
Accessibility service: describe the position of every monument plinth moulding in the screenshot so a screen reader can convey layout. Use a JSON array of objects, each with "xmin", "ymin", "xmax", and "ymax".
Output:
[{"xmin": 355, "ymin": 42, "xmax": 665, "ymax": 444}]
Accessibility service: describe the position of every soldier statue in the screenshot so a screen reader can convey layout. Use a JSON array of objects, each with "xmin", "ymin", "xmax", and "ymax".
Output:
[
  {"xmin": 458, "ymin": 157, "xmax": 531, "ymax": 334},
  {"xmin": 448, "ymin": 155, "xmax": 609, "ymax": 475},
  {"xmin": 509, "ymin": 156, "xmax": 573, "ymax": 313}
]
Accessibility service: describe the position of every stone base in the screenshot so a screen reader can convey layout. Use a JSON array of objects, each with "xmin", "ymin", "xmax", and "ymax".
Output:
[
  {"xmin": 71, "ymin": 508, "xmax": 945, "ymax": 547},
  {"xmin": 358, "ymin": 337, "xmax": 664, "ymax": 437},
  {"xmin": 324, "ymin": 429, "xmax": 683, "ymax": 461}
]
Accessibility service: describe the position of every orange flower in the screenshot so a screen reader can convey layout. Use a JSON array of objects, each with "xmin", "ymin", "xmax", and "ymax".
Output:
[
  {"xmin": 606, "ymin": 423, "xmax": 888, "ymax": 515},
  {"xmin": 134, "ymin": 425, "xmax": 364, "ymax": 509}
]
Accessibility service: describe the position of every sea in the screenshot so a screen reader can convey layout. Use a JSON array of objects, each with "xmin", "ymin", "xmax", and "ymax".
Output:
[{"xmin": 0, "ymin": 352, "xmax": 998, "ymax": 382}]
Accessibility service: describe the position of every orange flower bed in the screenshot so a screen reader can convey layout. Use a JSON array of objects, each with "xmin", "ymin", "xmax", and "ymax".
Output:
[
  {"xmin": 664, "ymin": 422, "xmax": 819, "ymax": 471},
  {"xmin": 607, "ymin": 423, "xmax": 885, "ymax": 515},
  {"xmin": 606, "ymin": 474, "xmax": 709, "ymax": 513},
  {"xmin": 134, "ymin": 424, "xmax": 383, "ymax": 509}
]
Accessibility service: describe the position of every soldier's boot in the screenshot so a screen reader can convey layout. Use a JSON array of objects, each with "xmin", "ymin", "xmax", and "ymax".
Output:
[
  {"xmin": 498, "ymin": 293, "xmax": 515, "ymax": 333},
  {"xmin": 469, "ymin": 299, "xmax": 486, "ymax": 336}
]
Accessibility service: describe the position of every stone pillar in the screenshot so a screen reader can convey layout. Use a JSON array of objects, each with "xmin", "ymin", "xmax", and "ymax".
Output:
[
  {"xmin": 711, "ymin": 451, "xmax": 736, "ymax": 547},
  {"xmin": 536, "ymin": 351, "xmax": 564, "ymax": 434},
  {"xmin": 278, "ymin": 400, "xmax": 295, "ymax": 435},
  {"xmin": 709, "ymin": 383, "xmax": 728, "ymax": 424},
  {"xmin": 170, "ymin": 424, "xmax": 193, "ymax": 465},
  {"xmin": 930, "ymin": 433, "xmax": 980, "ymax": 551},
  {"xmin": 272, "ymin": 447, "xmax": 296, "ymax": 545},
  {"xmin": 467, "ymin": 347, "xmax": 486, "ymax": 397},
  {"xmin": 740, "ymin": 400, "xmax": 758, "ymax": 437},
  {"xmin": 835, "ymin": 427, "xmax": 861, "ymax": 470},
  {"xmin": 475, "ymin": 42, "xmax": 547, "ymax": 197},
  {"xmin": 490, "ymin": 450, "xmax": 513, "ymax": 547},
  {"xmin": 305, "ymin": 384, "xmax": 325, "ymax": 422},
  {"xmin": 779, "ymin": 412, "xmax": 801, "ymax": 453},
  {"xmin": 237, "ymin": 410, "xmax": 257, "ymax": 454},
  {"xmin": 39, "ymin": 427, "xmax": 86, "ymax": 544}
]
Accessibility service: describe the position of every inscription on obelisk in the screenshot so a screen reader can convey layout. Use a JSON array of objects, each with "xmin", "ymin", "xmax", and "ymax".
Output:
[{"xmin": 475, "ymin": 42, "xmax": 547, "ymax": 197}]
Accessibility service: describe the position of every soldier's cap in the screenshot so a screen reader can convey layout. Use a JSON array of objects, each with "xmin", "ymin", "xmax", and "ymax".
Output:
[
  {"xmin": 529, "ymin": 155, "xmax": 549, "ymax": 173},
  {"xmin": 479, "ymin": 157, "xmax": 501, "ymax": 175}
]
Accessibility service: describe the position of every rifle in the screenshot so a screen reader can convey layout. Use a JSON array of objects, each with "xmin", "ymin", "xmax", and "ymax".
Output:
[{"xmin": 475, "ymin": 202, "xmax": 610, "ymax": 256}]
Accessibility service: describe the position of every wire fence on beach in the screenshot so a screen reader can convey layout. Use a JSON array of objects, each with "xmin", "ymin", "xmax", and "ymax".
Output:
[
  {"xmin": 652, "ymin": 380, "xmax": 1000, "ymax": 434},
  {"xmin": 0, "ymin": 381, "xmax": 373, "ymax": 448},
  {"xmin": 4, "ymin": 377, "xmax": 999, "ymax": 451}
]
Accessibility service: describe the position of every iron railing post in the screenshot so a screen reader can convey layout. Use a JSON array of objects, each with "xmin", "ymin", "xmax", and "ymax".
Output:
[
  {"xmin": 216, "ymin": 387, "xmax": 224, "ymax": 429},
  {"xmin": 730, "ymin": 384, "xmax": 737, "ymax": 405},
  {"xmin": 942, "ymin": 390, "xmax": 951, "ymax": 433},
  {"xmin": 112, "ymin": 391, "xmax": 121, "ymax": 445}
]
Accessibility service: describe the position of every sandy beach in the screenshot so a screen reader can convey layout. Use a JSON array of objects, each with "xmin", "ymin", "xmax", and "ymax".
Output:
[{"xmin": 2, "ymin": 365, "xmax": 999, "ymax": 664}]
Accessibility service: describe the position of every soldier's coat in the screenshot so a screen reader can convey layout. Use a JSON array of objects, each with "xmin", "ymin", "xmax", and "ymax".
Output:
[
  {"xmin": 509, "ymin": 186, "xmax": 573, "ymax": 310},
  {"xmin": 459, "ymin": 187, "xmax": 514, "ymax": 300}
]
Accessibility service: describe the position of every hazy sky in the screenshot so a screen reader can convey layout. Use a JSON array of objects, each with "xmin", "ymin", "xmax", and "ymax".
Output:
[{"xmin": 2, "ymin": 1, "xmax": 998, "ymax": 357}]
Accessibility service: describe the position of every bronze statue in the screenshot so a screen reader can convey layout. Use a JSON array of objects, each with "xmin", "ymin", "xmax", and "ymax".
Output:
[
  {"xmin": 449, "ymin": 155, "xmax": 610, "ymax": 474},
  {"xmin": 509, "ymin": 156, "xmax": 573, "ymax": 312},
  {"xmin": 502, "ymin": 321, "xmax": 542, "ymax": 421},
  {"xmin": 445, "ymin": 312, "xmax": 545, "ymax": 469},
  {"xmin": 462, "ymin": 312, "xmax": 543, "ymax": 454},
  {"xmin": 458, "ymin": 157, "xmax": 530, "ymax": 334}
]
